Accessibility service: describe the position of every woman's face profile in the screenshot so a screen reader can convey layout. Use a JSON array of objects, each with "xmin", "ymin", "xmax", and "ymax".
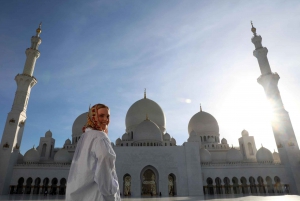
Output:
[{"xmin": 97, "ymin": 108, "xmax": 110, "ymax": 132}]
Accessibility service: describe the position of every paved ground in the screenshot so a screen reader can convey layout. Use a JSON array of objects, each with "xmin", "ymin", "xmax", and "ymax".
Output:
[{"xmin": 0, "ymin": 195, "xmax": 299, "ymax": 201}]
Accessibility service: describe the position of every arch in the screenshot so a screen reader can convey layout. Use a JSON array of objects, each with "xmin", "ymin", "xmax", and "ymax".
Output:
[
  {"xmin": 257, "ymin": 176, "xmax": 266, "ymax": 194},
  {"xmin": 240, "ymin": 177, "xmax": 248, "ymax": 194},
  {"xmin": 215, "ymin": 177, "xmax": 222, "ymax": 194},
  {"xmin": 249, "ymin": 177, "xmax": 257, "ymax": 194},
  {"xmin": 266, "ymin": 176, "xmax": 274, "ymax": 193},
  {"xmin": 140, "ymin": 165, "xmax": 159, "ymax": 196},
  {"xmin": 51, "ymin": 178, "xmax": 58, "ymax": 195},
  {"xmin": 274, "ymin": 176, "xmax": 283, "ymax": 193},
  {"xmin": 16, "ymin": 177, "xmax": 24, "ymax": 194},
  {"xmin": 33, "ymin": 177, "xmax": 41, "ymax": 194},
  {"xmin": 223, "ymin": 177, "xmax": 231, "ymax": 194},
  {"xmin": 168, "ymin": 173, "xmax": 176, "ymax": 196},
  {"xmin": 41, "ymin": 143, "xmax": 47, "ymax": 157},
  {"xmin": 59, "ymin": 178, "xmax": 67, "ymax": 195},
  {"xmin": 123, "ymin": 174, "xmax": 131, "ymax": 196},
  {"xmin": 248, "ymin": 142, "xmax": 254, "ymax": 155},
  {"xmin": 204, "ymin": 136, "xmax": 206, "ymax": 141},
  {"xmin": 206, "ymin": 177, "xmax": 214, "ymax": 195},
  {"xmin": 25, "ymin": 177, "xmax": 33, "ymax": 194},
  {"xmin": 200, "ymin": 136, "xmax": 202, "ymax": 142},
  {"xmin": 232, "ymin": 177, "xmax": 240, "ymax": 194},
  {"xmin": 42, "ymin": 178, "xmax": 50, "ymax": 195}
]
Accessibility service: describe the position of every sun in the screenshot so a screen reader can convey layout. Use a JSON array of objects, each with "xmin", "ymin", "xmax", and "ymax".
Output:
[{"xmin": 217, "ymin": 76, "xmax": 276, "ymax": 151}]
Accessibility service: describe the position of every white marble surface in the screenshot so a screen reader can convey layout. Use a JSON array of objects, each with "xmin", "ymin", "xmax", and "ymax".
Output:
[{"xmin": 0, "ymin": 195, "xmax": 300, "ymax": 201}]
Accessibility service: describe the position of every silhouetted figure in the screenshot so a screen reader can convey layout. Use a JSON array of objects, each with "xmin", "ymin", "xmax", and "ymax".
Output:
[{"xmin": 159, "ymin": 192, "xmax": 162, "ymax": 196}]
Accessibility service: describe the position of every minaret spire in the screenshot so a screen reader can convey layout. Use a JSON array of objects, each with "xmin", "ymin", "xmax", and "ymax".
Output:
[
  {"xmin": 0, "ymin": 24, "xmax": 42, "ymax": 194},
  {"xmin": 252, "ymin": 23, "xmax": 300, "ymax": 194},
  {"xmin": 200, "ymin": 104, "xmax": 202, "ymax": 112},
  {"xmin": 144, "ymin": 88, "xmax": 146, "ymax": 99}
]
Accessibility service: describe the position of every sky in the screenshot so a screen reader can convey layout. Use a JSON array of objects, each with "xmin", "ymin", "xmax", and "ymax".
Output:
[{"xmin": 1, "ymin": 0, "xmax": 300, "ymax": 155}]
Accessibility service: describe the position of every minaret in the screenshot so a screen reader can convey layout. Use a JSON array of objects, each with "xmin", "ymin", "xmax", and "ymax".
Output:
[
  {"xmin": 0, "ymin": 23, "xmax": 42, "ymax": 194},
  {"xmin": 251, "ymin": 22, "xmax": 300, "ymax": 193}
]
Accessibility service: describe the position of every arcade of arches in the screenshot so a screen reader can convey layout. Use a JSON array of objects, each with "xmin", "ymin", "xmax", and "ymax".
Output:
[
  {"xmin": 9, "ymin": 177, "xmax": 67, "ymax": 195},
  {"xmin": 204, "ymin": 176, "xmax": 289, "ymax": 195}
]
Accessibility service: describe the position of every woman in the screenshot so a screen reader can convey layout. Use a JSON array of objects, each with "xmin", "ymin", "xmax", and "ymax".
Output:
[{"xmin": 66, "ymin": 104, "xmax": 121, "ymax": 201}]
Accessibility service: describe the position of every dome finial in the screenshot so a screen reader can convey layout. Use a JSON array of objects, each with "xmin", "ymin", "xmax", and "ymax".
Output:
[
  {"xmin": 33, "ymin": 145, "xmax": 35, "ymax": 149},
  {"xmin": 36, "ymin": 22, "xmax": 42, "ymax": 37},
  {"xmin": 144, "ymin": 88, "xmax": 146, "ymax": 99},
  {"xmin": 200, "ymin": 104, "xmax": 202, "ymax": 112},
  {"xmin": 146, "ymin": 113, "xmax": 149, "ymax": 120},
  {"xmin": 251, "ymin": 21, "xmax": 257, "ymax": 37},
  {"xmin": 261, "ymin": 143, "xmax": 263, "ymax": 147}
]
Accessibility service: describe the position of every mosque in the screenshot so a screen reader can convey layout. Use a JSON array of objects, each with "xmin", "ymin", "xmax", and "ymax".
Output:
[{"xmin": 0, "ymin": 23, "xmax": 300, "ymax": 197}]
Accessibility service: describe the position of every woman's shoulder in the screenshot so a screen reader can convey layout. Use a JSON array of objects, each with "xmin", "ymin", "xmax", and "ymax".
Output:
[{"xmin": 85, "ymin": 128, "xmax": 108, "ymax": 140}]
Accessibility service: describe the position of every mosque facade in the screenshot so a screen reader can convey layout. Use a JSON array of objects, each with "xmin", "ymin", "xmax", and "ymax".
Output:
[{"xmin": 0, "ymin": 23, "xmax": 300, "ymax": 197}]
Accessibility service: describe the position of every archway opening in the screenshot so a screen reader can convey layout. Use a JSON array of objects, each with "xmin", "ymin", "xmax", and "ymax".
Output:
[
  {"xmin": 257, "ymin": 176, "xmax": 266, "ymax": 194},
  {"xmin": 59, "ymin": 178, "xmax": 66, "ymax": 195},
  {"xmin": 249, "ymin": 177, "xmax": 257, "ymax": 194},
  {"xmin": 232, "ymin": 177, "xmax": 240, "ymax": 194},
  {"xmin": 223, "ymin": 177, "xmax": 231, "ymax": 194},
  {"xmin": 215, "ymin": 177, "xmax": 222, "ymax": 194},
  {"xmin": 42, "ymin": 178, "xmax": 49, "ymax": 194},
  {"xmin": 168, "ymin": 173, "xmax": 176, "ymax": 196},
  {"xmin": 240, "ymin": 177, "xmax": 248, "ymax": 194},
  {"xmin": 33, "ymin": 178, "xmax": 41, "ymax": 194},
  {"xmin": 123, "ymin": 174, "xmax": 131, "ymax": 196},
  {"xmin": 274, "ymin": 176, "xmax": 283, "ymax": 193},
  {"xmin": 25, "ymin": 177, "xmax": 33, "ymax": 194},
  {"xmin": 51, "ymin": 178, "xmax": 58, "ymax": 195},
  {"xmin": 206, "ymin": 177, "xmax": 214, "ymax": 195},
  {"xmin": 140, "ymin": 166, "xmax": 159, "ymax": 196},
  {"xmin": 17, "ymin": 177, "xmax": 24, "ymax": 194}
]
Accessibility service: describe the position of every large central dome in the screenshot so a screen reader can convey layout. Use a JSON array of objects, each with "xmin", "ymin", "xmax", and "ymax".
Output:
[{"xmin": 126, "ymin": 97, "xmax": 166, "ymax": 133}]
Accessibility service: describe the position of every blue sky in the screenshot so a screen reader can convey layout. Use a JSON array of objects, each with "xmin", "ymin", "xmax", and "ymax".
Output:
[{"xmin": 1, "ymin": 0, "xmax": 300, "ymax": 154}]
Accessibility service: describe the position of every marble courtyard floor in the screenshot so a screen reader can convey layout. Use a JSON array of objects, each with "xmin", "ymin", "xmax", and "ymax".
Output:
[{"xmin": 0, "ymin": 195, "xmax": 299, "ymax": 201}]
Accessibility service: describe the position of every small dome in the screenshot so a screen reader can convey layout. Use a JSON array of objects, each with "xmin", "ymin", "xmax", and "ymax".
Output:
[
  {"xmin": 122, "ymin": 133, "xmax": 128, "ymax": 141},
  {"xmin": 171, "ymin": 137, "xmax": 176, "ymax": 145},
  {"xmin": 133, "ymin": 119, "xmax": 162, "ymax": 142},
  {"xmin": 221, "ymin": 138, "xmax": 227, "ymax": 144},
  {"xmin": 54, "ymin": 148, "xmax": 72, "ymax": 163},
  {"xmin": 207, "ymin": 137, "xmax": 215, "ymax": 143},
  {"xmin": 241, "ymin": 129, "xmax": 249, "ymax": 137},
  {"xmin": 273, "ymin": 151, "xmax": 281, "ymax": 162},
  {"xmin": 65, "ymin": 139, "xmax": 71, "ymax": 145},
  {"xmin": 45, "ymin": 130, "xmax": 52, "ymax": 138},
  {"xmin": 256, "ymin": 147, "xmax": 274, "ymax": 162},
  {"xmin": 226, "ymin": 148, "xmax": 243, "ymax": 162},
  {"xmin": 126, "ymin": 98, "xmax": 166, "ymax": 133},
  {"xmin": 116, "ymin": 138, "xmax": 121, "ymax": 146},
  {"xmin": 163, "ymin": 133, "xmax": 170, "ymax": 141},
  {"xmin": 72, "ymin": 112, "xmax": 88, "ymax": 137},
  {"xmin": 200, "ymin": 148, "xmax": 212, "ymax": 163},
  {"xmin": 17, "ymin": 153, "xmax": 24, "ymax": 163},
  {"xmin": 188, "ymin": 111, "xmax": 219, "ymax": 136},
  {"xmin": 24, "ymin": 147, "xmax": 40, "ymax": 163}
]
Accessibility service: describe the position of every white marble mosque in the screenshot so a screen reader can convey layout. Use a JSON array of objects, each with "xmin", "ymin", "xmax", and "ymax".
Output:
[{"xmin": 0, "ymin": 23, "xmax": 300, "ymax": 197}]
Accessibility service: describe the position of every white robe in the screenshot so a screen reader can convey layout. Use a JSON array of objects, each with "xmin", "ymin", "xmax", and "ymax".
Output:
[{"xmin": 66, "ymin": 128, "xmax": 121, "ymax": 201}]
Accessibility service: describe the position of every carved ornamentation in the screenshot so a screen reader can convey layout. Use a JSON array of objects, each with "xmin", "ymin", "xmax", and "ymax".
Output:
[
  {"xmin": 14, "ymin": 143, "xmax": 20, "ymax": 149},
  {"xmin": 19, "ymin": 120, "xmax": 25, "ymax": 127},
  {"xmin": 9, "ymin": 118, "xmax": 15, "ymax": 124},
  {"xmin": 3, "ymin": 142, "xmax": 9, "ymax": 148}
]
